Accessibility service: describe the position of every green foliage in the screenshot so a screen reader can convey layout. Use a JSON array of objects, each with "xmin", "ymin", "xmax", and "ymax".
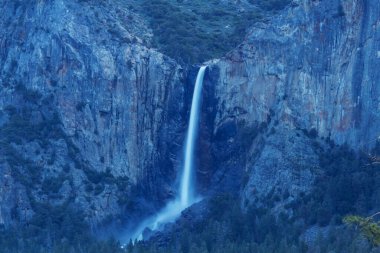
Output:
[
  {"xmin": 128, "ymin": 193, "xmax": 376, "ymax": 253},
  {"xmin": 0, "ymin": 198, "xmax": 126, "ymax": 253},
  {"xmin": 0, "ymin": 109, "xmax": 61, "ymax": 144},
  {"xmin": 0, "ymin": 86, "xmax": 134, "ymax": 252},
  {"xmin": 344, "ymin": 214, "xmax": 380, "ymax": 246},
  {"xmin": 290, "ymin": 144, "xmax": 380, "ymax": 227},
  {"xmin": 81, "ymin": 166, "xmax": 130, "ymax": 198},
  {"xmin": 131, "ymin": 0, "xmax": 264, "ymax": 64},
  {"xmin": 131, "ymin": 0, "xmax": 294, "ymax": 64},
  {"xmin": 127, "ymin": 143, "xmax": 380, "ymax": 253},
  {"xmin": 0, "ymin": 101, "xmax": 64, "ymax": 189},
  {"xmin": 0, "ymin": 228, "xmax": 126, "ymax": 253}
]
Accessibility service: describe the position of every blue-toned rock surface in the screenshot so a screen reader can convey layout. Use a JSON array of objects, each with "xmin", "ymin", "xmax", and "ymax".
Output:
[{"xmin": 0, "ymin": 0, "xmax": 379, "ymax": 241}]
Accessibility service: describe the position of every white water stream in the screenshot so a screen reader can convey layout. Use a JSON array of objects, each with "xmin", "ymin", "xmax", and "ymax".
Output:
[{"xmin": 127, "ymin": 66, "xmax": 207, "ymax": 241}]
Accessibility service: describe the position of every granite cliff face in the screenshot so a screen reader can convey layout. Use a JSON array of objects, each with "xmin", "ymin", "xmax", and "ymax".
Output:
[
  {"xmin": 200, "ymin": 0, "xmax": 380, "ymax": 206},
  {"xmin": 0, "ymin": 0, "xmax": 187, "ymax": 229},
  {"xmin": 0, "ymin": 0, "xmax": 379, "ymax": 240}
]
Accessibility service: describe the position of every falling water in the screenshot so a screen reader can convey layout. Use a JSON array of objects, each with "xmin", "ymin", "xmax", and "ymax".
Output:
[
  {"xmin": 126, "ymin": 66, "xmax": 207, "ymax": 242},
  {"xmin": 180, "ymin": 65, "xmax": 206, "ymax": 207}
]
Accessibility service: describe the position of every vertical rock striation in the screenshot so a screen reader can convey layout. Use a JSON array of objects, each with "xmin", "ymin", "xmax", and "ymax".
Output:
[
  {"xmin": 0, "ymin": 0, "xmax": 186, "ymax": 228},
  {"xmin": 203, "ymin": 0, "xmax": 380, "ymax": 204},
  {"xmin": 0, "ymin": 0, "xmax": 379, "ymax": 237}
]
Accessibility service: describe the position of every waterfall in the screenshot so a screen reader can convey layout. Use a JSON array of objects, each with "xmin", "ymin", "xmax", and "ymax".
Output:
[
  {"xmin": 126, "ymin": 66, "xmax": 207, "ymax": 242},
  {"xmin": 180, "ymin": 65, "xmax": 206, "ymax": 207}
]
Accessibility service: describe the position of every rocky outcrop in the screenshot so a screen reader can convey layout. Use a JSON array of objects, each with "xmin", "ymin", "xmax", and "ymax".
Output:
[
  {"xmin": 0, "ymin": 0, "xmax": 379, "ymax": 241},
  {"xmin": 0, "ymin": 0, "xmax": 186, "ymax": 228},
  {"xmin": 202, "ymin": 0, "xmax": 380, "ymax": 204}
]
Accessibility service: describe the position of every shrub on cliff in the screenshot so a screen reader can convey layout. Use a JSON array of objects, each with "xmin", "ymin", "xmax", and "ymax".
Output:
[
  {"xmin": 344, "ymin": 214, "xmax": 380, "ymax": 247},
  {"xmin": 136, "ymin": 0, "xmax": 263, "ymax": 64}
]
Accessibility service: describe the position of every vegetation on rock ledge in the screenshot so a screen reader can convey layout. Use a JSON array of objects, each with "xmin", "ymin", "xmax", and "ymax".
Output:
[{"xmin": 128, "ymin": 0, "xmax": 291, "ymax": 64}]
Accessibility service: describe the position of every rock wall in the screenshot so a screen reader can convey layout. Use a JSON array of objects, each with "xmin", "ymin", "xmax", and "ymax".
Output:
[
  {"xmin": 0, "ymin": 0, "xmax": 379, "ymax": 235},
  {"xmin": 0, "ymin": 0, "xmax": 186, "ymax": 228},
  {"xmin": 202, "ymin": 0, "xmax": 380, "ymax": 204}
]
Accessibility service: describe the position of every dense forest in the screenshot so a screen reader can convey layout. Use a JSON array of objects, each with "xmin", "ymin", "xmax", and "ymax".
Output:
[
  {"xmin": 1, "ymin": 143, "xmax": 379, "ymax": 253},
  {"xmin": 126, "ymin": 143, "xmax": 380, "ymax": 253},
  {"xmin": 127, "ymin": 0, "xmax": 291, "ymax": 63}
]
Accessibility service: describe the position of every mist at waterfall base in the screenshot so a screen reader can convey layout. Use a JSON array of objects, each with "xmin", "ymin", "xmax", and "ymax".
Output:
[{"xmin": 124, "ymin": 66, "xmax": 207, "ymax": 243}]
